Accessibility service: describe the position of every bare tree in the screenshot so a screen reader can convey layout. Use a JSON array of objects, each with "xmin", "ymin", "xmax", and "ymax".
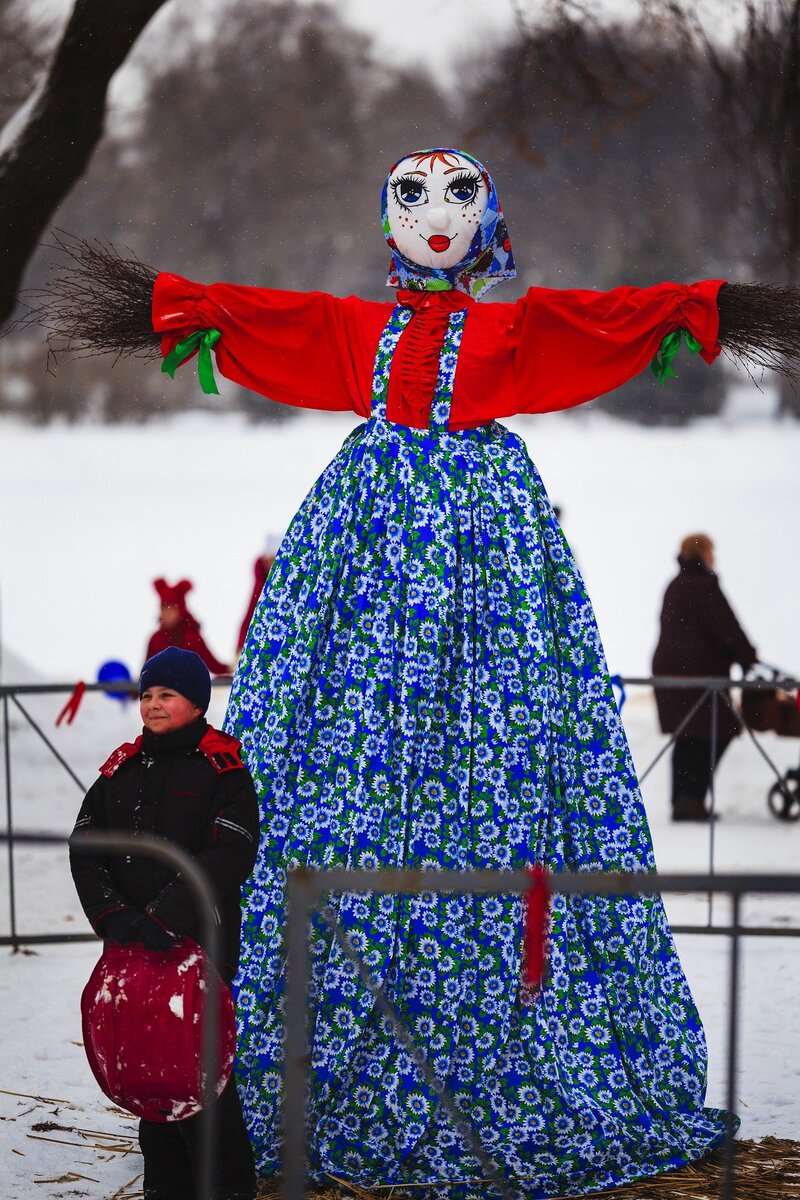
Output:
[
  {"xmin": 469, "ymin": 0, "xmax": 655, "ymax": 166},
  {"xmin": 0, "ymin": 1, "xmax": 48, "ymax": 127},
  {"xmin": 641, "ymin": 0, "xmax": 800, "ymax": 409},
  {"xmin": 642, "ymin": 1, "xmax": 800, "ymax": 278},
  {"xmin": 0, "ymin": 0, "xmax": 171, "ymax": 328}
]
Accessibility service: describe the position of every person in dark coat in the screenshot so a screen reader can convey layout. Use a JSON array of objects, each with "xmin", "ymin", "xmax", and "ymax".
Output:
[
  {"xmin": 146, "ymin": 577, "xmax": 231, "ymax": 675},
  {"xmin": 70, "ymin": 647, "xmax": 259, "ymax": 1200},
  {"xmin": 652, "ymin": 534, "xmax": 757, "ymax": 821}
]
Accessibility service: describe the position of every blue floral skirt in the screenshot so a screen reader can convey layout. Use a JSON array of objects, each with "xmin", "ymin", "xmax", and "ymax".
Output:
[{"xmin": 225, "ymin": 416, "xmax": 729, "ymax": 1197}]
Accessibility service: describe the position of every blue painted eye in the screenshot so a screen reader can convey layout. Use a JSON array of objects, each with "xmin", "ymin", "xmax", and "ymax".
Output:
[
  {"xmin": 446, "ymin": 173, "xmax": 481, "ymax": 204},
  {"xmin": 450, "ymin": 181, "xmax": 476, "ymax": 203},
  {"xmin": 394, "ymin": 178, "xmax": 426, "ymax": 206}
]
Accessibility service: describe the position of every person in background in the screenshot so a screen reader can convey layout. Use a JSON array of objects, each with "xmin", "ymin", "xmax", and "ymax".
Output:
[
  {"xmin": 147, "ymin": 577, "xmax": 231, "ymax": 675},
  {"xmin": 236, "ymin": 535, "xmax": 281, "ymax": 654},
  {"xmin": 652, "ymin": 533, "xmax": 757, "ymax": 821}
]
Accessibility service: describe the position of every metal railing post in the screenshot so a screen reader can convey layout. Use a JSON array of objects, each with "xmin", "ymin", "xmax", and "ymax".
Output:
[
  {"xmin": 317, "ymin": 904, "xmax": 512, "ymax": 1200},
  {"xmin": 2, "ymin": 695, "xmax": 18, "ymax": 950},
  {"xmin": 723, "ymin": 892, "xmax": 742, "ymax": 1200},
  {"xmin": 708, "ymin": 688, "xmax": 719, "ymax": 925},
  {"xmin": 11, "ymin": 695, "xmax": 85, "ymax": 791},
  {"xmin": 284, "ymin": 868, "xmax": 313, "ymax": 1200},
  {"xmin": 18, "ymin": 830, "xmax": 222, "ymax": 1200}
]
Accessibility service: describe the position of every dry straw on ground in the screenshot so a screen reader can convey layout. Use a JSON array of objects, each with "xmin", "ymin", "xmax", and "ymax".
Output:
[{"xmin": 256, "ymin": 1138, "xmax": 800, "ymax": 1199}]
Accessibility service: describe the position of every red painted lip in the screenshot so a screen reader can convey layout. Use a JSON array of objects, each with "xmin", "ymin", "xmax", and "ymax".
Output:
[{"xmin": 427, "ymin": 235, "xmax": 452, "ymax": 253}]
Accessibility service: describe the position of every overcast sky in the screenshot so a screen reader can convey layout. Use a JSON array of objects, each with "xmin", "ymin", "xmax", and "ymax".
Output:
[
  {"xmin": 35, "ymin": 1, "xmax": 724, "ymax": 93},
  {"xmin": 335, "ymin": 0, "xmax": 520, "ymax": 77},
  {"xmin": 297, "ymin": 0, "xmax": 643, "ymax": 82}
]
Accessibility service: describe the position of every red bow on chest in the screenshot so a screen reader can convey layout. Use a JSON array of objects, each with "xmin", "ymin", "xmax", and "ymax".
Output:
[{"xmin": 388, "ymin": 290, "xmax": 473, "ymax": 428}]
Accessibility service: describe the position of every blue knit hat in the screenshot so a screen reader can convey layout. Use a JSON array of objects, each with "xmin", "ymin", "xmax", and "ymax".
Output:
[{"xmin": 139, "ymin": 648, "xmax": 211, "ymax": 713}]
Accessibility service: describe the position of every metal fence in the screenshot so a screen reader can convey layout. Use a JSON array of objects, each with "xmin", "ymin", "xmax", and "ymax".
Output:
[
  {"xmin": 0, "ymin": 828, "xmax": 222, "ymax": 1200},
  {"xmin": 2, "ymin": 677, "xmax": 799, "ymax": 1198},
  {"xmin": 619, "ymin": 673, "xmax": 800, "ymax": 930},
  {"xmin": 2, "ymin": 674, "xmax": 798, "ymax": 946},
  {"xmin": 624, "ymin": 673, "xmax": 800, "ymax": 823},
  {"xmin": 284, "ymin": 867, "xmax": 800, "ymax": 1200},
  {"xmin": 0, "ymin": 677, "xmax": 232, "ymax": 948}
]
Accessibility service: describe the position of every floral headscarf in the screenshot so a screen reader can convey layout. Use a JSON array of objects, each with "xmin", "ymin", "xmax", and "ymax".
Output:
[{"xmin": 382, "ymin": 148, "xmax": 516, "ymax": 299}]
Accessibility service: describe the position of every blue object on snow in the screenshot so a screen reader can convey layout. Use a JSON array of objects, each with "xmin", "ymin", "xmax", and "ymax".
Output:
[{"xmin": 97, "ymin": 660, "xmax": 133, "ymax": 703}]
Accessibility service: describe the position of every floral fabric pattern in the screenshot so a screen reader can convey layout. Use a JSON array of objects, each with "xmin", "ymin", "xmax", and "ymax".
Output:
[{"xmin": 225, "ymin": 304, "xmax": 729, "ymax": 1197}]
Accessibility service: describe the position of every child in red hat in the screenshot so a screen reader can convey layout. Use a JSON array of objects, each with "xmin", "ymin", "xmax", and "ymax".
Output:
[
  {"xmin": 70, "ymin": 647, "xmax": 259, "ymax": 1200},
  {"xmin": 146, "ymin": 578, "xmax": 231, "ymax": 675}
]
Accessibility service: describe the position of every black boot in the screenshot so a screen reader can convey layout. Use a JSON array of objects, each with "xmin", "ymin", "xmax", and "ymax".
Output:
[{"xmin": 672, "ymin": 794, "xmax": 719, "ymax": 822}]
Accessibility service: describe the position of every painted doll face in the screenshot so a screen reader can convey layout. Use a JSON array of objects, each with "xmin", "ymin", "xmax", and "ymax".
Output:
[{"xmin": 387, "ymin": 151, "xmax": 489, "ymax": 270}]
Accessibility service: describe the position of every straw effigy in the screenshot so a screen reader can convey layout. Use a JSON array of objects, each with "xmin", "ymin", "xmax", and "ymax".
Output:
[{"xmin": 255, "ymin": 1138, "xmax": 800, "ymax": 1200}]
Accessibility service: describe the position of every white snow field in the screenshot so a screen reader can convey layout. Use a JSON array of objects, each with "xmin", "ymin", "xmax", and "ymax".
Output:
[
  {"xmin": 1, "ymin": 391, "xmax": 799, "ymax": 1197},
  {"xmin": 1, "ymin": 384, "xmax": 799, "ymax": 683}
]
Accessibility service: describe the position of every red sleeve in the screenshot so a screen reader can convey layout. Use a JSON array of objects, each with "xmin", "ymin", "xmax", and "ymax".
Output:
[
  {"xmin": 510, "ymin": 278, "xmax": 725, "ymax": 415},
  {"xmin": 151, "ymin": 273, "xmax": 380, "ymax": 416}
]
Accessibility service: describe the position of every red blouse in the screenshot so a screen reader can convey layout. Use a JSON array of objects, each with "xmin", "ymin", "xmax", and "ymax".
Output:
[{"xmin": 152, "ymin": 273, "xmax": 724, "ymax": 431}]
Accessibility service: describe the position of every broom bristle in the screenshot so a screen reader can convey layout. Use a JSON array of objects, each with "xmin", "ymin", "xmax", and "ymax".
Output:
[
  {"xmin": 718, "ymin": 281, "xmax": 800, "ymax": 381},
  {"xmin": 12, "ymin": 244, "xmax": 800, "ymax": 389},
  {"xmin": 12, "ymin": 230, "xmax": 160, "ymax": 363}
]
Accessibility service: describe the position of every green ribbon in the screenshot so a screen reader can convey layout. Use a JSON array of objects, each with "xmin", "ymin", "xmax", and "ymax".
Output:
[
  {"xmin": 651, "ymin": 327, "xmax": 702, "ymax": 386},
  {"xmin": 161, "ymin": 329, "xmax": 222, "ymax": 395}
]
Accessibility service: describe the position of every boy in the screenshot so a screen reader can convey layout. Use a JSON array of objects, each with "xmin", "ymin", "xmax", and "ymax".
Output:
[{"xmin": 70, "ymin": 647, "xmax": 259, "ymax": 1200}]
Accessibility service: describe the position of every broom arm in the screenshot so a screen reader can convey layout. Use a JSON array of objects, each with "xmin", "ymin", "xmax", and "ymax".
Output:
[
  {"xmin": 717, "ymin": 281, "xmax": 800, "ymax": 380},
  {"xmin": 14, "ymin": 238, "xmax": 800, "ymax": 383}
]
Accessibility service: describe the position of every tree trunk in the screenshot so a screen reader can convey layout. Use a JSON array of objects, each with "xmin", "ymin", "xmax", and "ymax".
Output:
[{"xmin": 0, "ymin": 0, "xmax": 170, "ymax": 328}]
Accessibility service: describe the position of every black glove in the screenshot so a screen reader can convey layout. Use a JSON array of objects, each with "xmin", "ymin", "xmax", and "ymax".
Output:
[
  {"xmin": 136, "ymin": 913, "xmax": 176, "ymax": 951},
  {"xmin": 100, "ymin": 909, "xmax": 143, "ymax": 945}
]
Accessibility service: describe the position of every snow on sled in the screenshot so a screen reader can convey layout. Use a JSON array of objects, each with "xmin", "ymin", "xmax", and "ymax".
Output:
[{"xmin": 81, "ymin": 938, "xmax": 235, "ymax": 1122}]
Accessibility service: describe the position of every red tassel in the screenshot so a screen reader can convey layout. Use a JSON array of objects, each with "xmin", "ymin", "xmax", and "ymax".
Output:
[
  {"xmin": 56, "ymin": 680, "xmax": 86, "ymax": 726},
  {"xmin": 523, "ymin": 863, "xmax": 549, "ymax": 989}
]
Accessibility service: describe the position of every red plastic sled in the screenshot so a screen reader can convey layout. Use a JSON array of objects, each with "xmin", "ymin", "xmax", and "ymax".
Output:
[{"xmin": 81, "ymin": 938, "xmax": 236, "ymax": 1122}]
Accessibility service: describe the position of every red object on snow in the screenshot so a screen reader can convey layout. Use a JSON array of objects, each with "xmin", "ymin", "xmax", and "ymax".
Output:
[
  {"xmin": 81, "ymin": 939, "xmax": 236, "ymax": 1122},
  {"xmin": 523, "ymin": 864, "xmax": 550, "ymax": 989},
  {"xmin": 55, "ymin": 680, "xmax": 86, "ymax": 726}
]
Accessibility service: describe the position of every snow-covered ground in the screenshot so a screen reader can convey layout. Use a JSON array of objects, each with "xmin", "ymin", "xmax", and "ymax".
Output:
[
  {"xmin": 1, "ymin": 393, "xmax": 799, "ymax": 1197},
  {"xmin": 1, "ymin": 685, "xmax": 799, "ymax": 1198},
  {"xmin": 1, "ymin": 383, "xmax": 798, "ymax": 683}
]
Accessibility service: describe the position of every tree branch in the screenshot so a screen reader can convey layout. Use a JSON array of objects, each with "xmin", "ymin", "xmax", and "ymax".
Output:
[{"xmin": 0, "ymin": 0, "xmax": 170, "ymax": 328}]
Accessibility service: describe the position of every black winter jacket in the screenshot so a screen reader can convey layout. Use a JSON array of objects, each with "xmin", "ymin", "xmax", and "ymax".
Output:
[
  {"xmin": 652, "ymin": 555, "xmax": 757, "ymax": 740},
  {"xmin": 69, "ymin": 718, "xmax": 259, "ymax": 974}
]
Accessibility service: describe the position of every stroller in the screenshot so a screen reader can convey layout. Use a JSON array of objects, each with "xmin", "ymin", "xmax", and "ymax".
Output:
[{"xmin": 740, "ymin": 666, "xmax": 800, "ymax": 821}]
